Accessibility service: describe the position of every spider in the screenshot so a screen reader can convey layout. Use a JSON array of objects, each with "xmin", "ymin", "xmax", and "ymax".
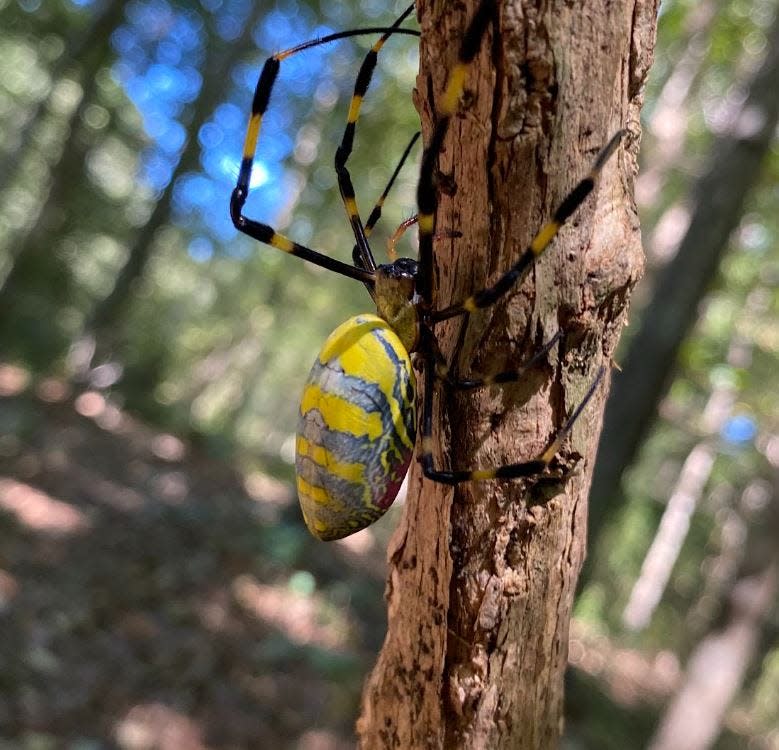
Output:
[{"xmin": 230, "ymin": 0, "xmax": 624, "ymax": 541}]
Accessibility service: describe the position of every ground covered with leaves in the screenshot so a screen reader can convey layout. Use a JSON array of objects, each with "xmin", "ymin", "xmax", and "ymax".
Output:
[{"xmin": 0, "ymin": 367, "xmax": 393, "ymax": 749}]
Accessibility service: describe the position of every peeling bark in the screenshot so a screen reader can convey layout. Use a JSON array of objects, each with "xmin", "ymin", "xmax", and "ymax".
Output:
[{"xmin": 357, "ymin": 1, "xmax": 657, "ymax": 747}]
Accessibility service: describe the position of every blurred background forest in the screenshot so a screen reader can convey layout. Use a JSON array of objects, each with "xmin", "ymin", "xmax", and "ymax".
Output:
[{"xmin": 0, "ymin": 0, "xmax": 777, "ymax": 748}]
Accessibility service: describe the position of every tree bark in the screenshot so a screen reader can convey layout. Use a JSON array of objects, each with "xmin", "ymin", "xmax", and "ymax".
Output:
[{"xmin": 357, "ymin": 1, "xmax": 656, "ymax": 747}]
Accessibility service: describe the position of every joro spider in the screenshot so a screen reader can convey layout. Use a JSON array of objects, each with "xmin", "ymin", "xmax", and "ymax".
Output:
[{"xmin": 230, "ymin": 0, "xmax": 624, "ymax": 541}]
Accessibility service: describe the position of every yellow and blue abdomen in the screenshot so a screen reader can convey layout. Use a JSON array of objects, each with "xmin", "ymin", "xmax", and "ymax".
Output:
[{"xmin": 296, "ymin": 314, "xmax": 416, "ymax": 540}]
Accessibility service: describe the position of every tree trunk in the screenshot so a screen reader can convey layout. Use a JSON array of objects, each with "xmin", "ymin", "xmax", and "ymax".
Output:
[
  {"xmin": 0, "ymin": 0, "xmax": 125, "ymax": 188},
  {"xmin": 357, "ymin": 1, "xmax": 656, "ymax": 747}
]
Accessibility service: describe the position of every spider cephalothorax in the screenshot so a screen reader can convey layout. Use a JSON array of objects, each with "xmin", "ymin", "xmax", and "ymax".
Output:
[{"xmin": 374, "ymin": 258, "xmax": 421, "ymax": 353}]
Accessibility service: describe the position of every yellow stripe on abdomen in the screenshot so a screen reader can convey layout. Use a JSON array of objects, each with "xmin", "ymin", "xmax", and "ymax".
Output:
[
  {"xmin": 296, "ymin": 435, "xmax": 367, "ymax": 485},
  {"xmin": 296, "ymin": 314, "xmax": 416, "ymax": 541},
  {"xmin": 300, "ymin": 382, "xmax": 385, "ymax": 441}
]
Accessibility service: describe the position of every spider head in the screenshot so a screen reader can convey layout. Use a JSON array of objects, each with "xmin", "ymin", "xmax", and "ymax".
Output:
[
  {"xmin": 380, "ymin": 257, "xmax": 418, "ymax": 289},
  {"xmin": 376, "ymin": 258, "xmax": 418, "ymax": 305},
  {"xmin": 375, "ymin": 258, "xmax": 419, "ymax": 351}
]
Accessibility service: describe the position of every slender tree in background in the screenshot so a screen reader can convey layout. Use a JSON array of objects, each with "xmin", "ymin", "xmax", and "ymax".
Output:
[
  {"xmin": 80, "ymin": 5, "xmax": 267, "ymax": 369},
  {"xmin": 586, "ymin": 11, "xmax": 779, "ymax": 555},
  {"xmin": 0, "ymin": 1, "xmax": 127, "ymax": 357},
  {"xmin": 357, "ymin": 1, "xmax": 657, "ymax": 746},
  {"xmin": 647, "ymin": 479, "xmax": 779, "ymax": 750},
  {"xmin": 622, "ymin": 285, "xmax": 767, "ymax": 633},
  {"xmin": 0, "ymin": 0, "xmax": 124, "ymax": 186}
]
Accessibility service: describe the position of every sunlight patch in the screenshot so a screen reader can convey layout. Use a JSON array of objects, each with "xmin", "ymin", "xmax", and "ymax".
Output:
[
  {"xmin": 0, "ymin": 477, "xmax": 90, "ymax": 534},
  {"xmin": 0, "ymin": 363, "xmax": 30, "ymax": 396},
  {"xmin": 115, "ymin": 702, "xmax": 206, "ymax": 750},
  {"xmin": 231, "ymin": 574, "xmax": 349, "ymax": 649}
]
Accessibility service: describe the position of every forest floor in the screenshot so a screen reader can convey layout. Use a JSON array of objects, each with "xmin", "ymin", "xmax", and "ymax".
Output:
[
  {"xmin": 0, "ymin": 364, "xmax": 395, "ymax": 750},
  {"xmin": 0, "ymin": 364, "xmax": 673, "ymax": 750}
]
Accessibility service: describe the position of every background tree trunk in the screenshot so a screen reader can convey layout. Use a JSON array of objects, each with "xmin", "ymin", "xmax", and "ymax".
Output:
[
  {"xmin": 81, "ymin": 5, "xmax": 266, "ymax": 367},
  {"xmin": 0, "ymin": 1, "xmax": 126, "ymax": 344},
  {"xmin": 585, "ymin": 12, "xmax": 779, "ymax": 558},
  {"xmin": 647, "ymin": 479, "xmax": 779, "ymax": 750},
  {"xmin": 357, "ymin": 1, "xmax": 657, "ymax": 747},
  {"xmin": 0, "ymin": 0, "xmax": 125, "ymax": 188}
]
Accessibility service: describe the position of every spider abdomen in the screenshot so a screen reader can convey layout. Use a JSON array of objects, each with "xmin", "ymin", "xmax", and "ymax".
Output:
[{"xmin": 295, "ymin": 314, "xmax": 416, "ymax": 541}]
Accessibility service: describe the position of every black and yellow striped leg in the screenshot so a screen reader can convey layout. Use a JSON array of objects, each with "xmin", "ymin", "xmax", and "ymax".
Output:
[
  {"xmin": 417, "ymin": 0, "xmax": 496, "ymax": 305},
  {"xmin": 421, "ymin": 353, "xmax": 606, "ymax": 485},
  {"xmin": 434, "ymin": 330, "xmax": 564, "ymax": 389},
  {"xmin": 230, "ymin": 200, "xmax": 375, "ymax": 284},
  {"xmin": 416, "ymin": 0, "xmax": 610, "ymax": 485},
  {"xmin": 351, "ymin": 130, "xmax": 421, "ymax": 280},
  {"xmin": 433, "ymin": 130, "xmax": 626, "ymax": 321},
  {"xmin": 336, "ymin": 3, "xmax": 417, "ymax": 274},
  {"xmin": 230, "ymin": 23, "xmax": 420, "ymax": 285}
]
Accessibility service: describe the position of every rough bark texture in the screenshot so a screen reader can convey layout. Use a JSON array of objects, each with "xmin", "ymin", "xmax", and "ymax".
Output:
[{"xmin": 357, "ymin": 1, "xmax": 657, "ymax": 748}]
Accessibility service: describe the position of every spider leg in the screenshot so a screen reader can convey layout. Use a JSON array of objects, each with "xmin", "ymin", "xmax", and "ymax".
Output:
[
  {"xmin": 230, "ymin": 22, "xmax": 420, "ymax": 285},
  {"xmin": 386, "ymin": 215, "xmax": 419, "ymax": 262},
  {"xmin": 433, "ymin": 130, "xmax": 626, "ymax": 321},
  {"xmin": 352, "ymin": 130, "xmax": 421, "ymax": 283},
  {"xmin": 364, "ymin": 132, "xmax": 421, "ymax": 241},
  {"xmin": 230, "ymin": 202, "xmax": 374, "ymax": 284},
  {"xmin": 385, "ymin": 215, "xmax": 461, "ymax": 262},
  {"xmin": 434, "ymin": 330, "xmax": 563, "ymax": 389},
  {"xmin": 414, "ymin": 0, "xmax": 605, "ymax": 485},
  {"xmin": 421, "ymin": 359, "xmax": 605, "ymax": 485},
  {"xmin": 336, "ymin": 3, "xmax": 417, "ymax": 276}
]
